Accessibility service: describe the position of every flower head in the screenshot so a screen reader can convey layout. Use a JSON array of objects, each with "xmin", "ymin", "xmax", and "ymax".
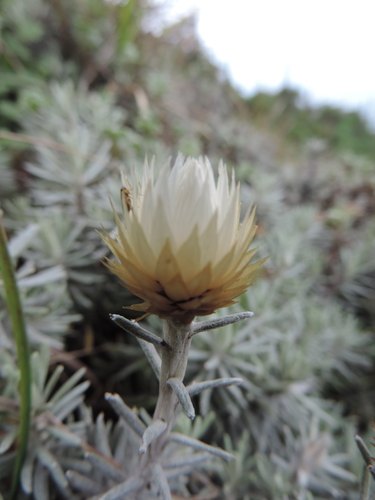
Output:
[{"xmin": 101, "ymin": 156, "xmax": 265, "ymax": 324}]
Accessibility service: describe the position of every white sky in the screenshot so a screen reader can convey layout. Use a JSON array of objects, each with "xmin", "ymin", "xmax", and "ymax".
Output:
[{"xmin": 159, "ymin": 0, "xmax": 375, "ymax": 119}]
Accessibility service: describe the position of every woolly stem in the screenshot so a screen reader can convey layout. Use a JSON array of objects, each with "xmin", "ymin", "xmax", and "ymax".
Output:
[{"xmin": 140, "ymin": 319, "xmax": 193, "ymax": 466}]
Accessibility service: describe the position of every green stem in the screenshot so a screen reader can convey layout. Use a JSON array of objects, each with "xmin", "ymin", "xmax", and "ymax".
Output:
[{"xmin": 0, "ymin": 214, "xmax": 31, "ymax": 499}]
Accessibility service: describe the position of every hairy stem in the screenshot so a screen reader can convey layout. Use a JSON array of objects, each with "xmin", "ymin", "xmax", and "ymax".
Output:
[{"xmin": 140, "ymin": 319, "xmax": 193, "ymax": 466}]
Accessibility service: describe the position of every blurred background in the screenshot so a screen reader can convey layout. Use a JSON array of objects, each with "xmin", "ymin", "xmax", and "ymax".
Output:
[
  {"xmin": 1, "ymin": 0, "xmax": 375, "ymax": 498},
  {"xmin": 159, "ymin": 0, "xmax": 375, "ymax": 125}
]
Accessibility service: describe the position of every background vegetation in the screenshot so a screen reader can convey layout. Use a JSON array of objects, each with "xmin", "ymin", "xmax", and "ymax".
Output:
[{"xmin": 1, "ymin": 0, "xmax": 375, "ymax": 498}]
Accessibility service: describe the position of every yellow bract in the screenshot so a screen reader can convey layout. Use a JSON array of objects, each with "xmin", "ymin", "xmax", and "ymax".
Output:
[{"xmin": 100, "ymin": 156, "xmax": 265, "ymax": 324}]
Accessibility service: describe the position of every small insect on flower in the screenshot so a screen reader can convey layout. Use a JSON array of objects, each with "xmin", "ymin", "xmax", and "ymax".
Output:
[
  {"xmin": 100, "ymin": 156, "xmax": 266, "ymax": 324},
  {"xmin": 120, "ymin": 186, "xmax": 132, "ymax": 212}
]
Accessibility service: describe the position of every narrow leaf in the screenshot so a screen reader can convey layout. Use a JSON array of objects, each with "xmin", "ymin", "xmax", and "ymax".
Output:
[
  {"xmin": 17, "ymin": 265, "xmax": 66, "ymax": 288},
  {"xmin": 20, "ymin": 448, "xmax": 36, "ymax": 494},
  {"xmin": 137, "ymin": 338, "xmax": 161, "ymax": 380},
  {"xmin": 105, "ymin": 393, "xmax": 145, "ymax": 437},
  {"xmin": 139, "ymin": 420, "xmax": 167, "ymax": 454},
  {"xmin": 170, "ymin": 433, "xmax": 234, "ymax": 462},
  {"xmin": 187, "ymin": 377, "xmax": 243, "ymax": 397},
  {"xmin": 37, "ymin": 448, "xmax": 72, "ymax": 497},
  {"xmin": 45, "ymin": 425, "xmax": 82, "ymax": 446},
  {"xmin": 54, "ymin": 395, "xmax": 86, "ymax": 421},
  {"xmin": 43, "ymin": 365, "xmax": 64, "ymax": 401},
  {"xmin": 50, "ymin": 367, "xmax": 86, "ymax": 404},
  {"xmin": 151, "ymin": 463, "xmax": 171, "ymax": 500},
  {"xmin": 59, "ymin": 457, "xmax": 92, "ymax": 475},
  {"xmin": 97, "ymin": 476, "xmax": 144, "ymax": 500},
  {"xmin": 94, "ymin": 413, "xmax": 112, "ymax": 458},
  {"xmin": 0, "ymin": 430, "xmax": 18, "ymax": 454},
  {"xmin": 33, "ymin": 462, "xmax": 49, "ymax": 500},
  {"xmin": 190, "ymin": 311, "xmax": 254, "ymax": 337},
  {"xmin": 167, "ymin": 378, "xmax": 195, "ymax": 419},
  {"xmin": 52, "ymin": 381, "xmax": 90, "ymax": 417},
  {"xmin": 355, "ymin": 435, "xmax": 373, "ymax": 467},
  {"xmin": 0, "ymin": 217, "xmax": 31, "ymax": 499},
  {"xmin": 85, "ymin": 453, "xmax": 126, "ymax": 482},
  {"xmin": 359, "ymin": 465, "xmax": 370, "ymax": 500},
  {"xmin": 8, "ymin": 224, "xmax": 39, "ymax": 258},
  {"xmin": 110, "ymin": 314, "xmax": 170, "ymax": 350},
  {"xmin": 162, "ymin": 452, "xmax": 211, "ymax": 469},
  {"xmin": 66, "ymin": 470, "xmax": 101, "ymax": 495}
]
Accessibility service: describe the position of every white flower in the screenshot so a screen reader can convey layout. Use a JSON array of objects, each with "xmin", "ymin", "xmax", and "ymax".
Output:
[{"xmin": 101, "ymin": 156, "xmax": 264, "ymax": 324}]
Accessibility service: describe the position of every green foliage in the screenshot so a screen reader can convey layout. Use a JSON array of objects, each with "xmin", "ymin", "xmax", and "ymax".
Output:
[{"xmin": 246, "ymin": 87, "xmax": 375, "ymax": 159}]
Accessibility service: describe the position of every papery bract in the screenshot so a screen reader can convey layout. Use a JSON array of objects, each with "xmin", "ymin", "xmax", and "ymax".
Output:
[{"xmin": 101, "ymin": 156, "xmax": 265, "ymax": 324}]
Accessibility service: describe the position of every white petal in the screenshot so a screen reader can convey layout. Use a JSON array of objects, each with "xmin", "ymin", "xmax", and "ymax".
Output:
[
  {"xmin": 217, "ymin": 182, "xmax": 241, "ymax": 260},
  {"xmin": 149, "ymin": 197, "xmax": 172, "ymax": 257}
]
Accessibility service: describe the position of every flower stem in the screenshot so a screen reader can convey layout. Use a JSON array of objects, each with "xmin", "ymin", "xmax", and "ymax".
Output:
[
  {"xmin": 141, "ymin": 319, "xmax": 193, "ymax": 465},
  {"xmin": 0, "ymin": 214, "xmax": 31, "ymax": 499}
]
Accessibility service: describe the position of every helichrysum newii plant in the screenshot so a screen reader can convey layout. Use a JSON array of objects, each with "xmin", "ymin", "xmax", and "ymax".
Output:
[
  {"xmin": 0, "ymin": 345, "xmax": 90, "ymax": 499},
  {"xmin": 215, "ymin": 419, "xmax": 358, "ymax": 500},
  {"xmin": 91, "ymin": 155, "xmax": 265, "ymax": 499},
  {"xmin": 2, "ymin": 81, "xmax": 145, "ymax": 312},
  {"xmin": 0, "ymin": 223, "xmax": 81, "ymax": 349}
]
